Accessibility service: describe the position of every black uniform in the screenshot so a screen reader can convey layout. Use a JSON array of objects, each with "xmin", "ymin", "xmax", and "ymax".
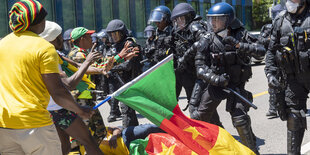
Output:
[
  {"xmin": 107, "ymin": 37, "xmax": 142, "ymax": 128},
  {"xmin": 173, "ymin": 16, "xmax": 210, "ymax": 112},
  {"xmin": 196, "ymin": 19, "xmax": 264, "ymax": 154},
  {"xmin": 265, "ymin": 9, "xmax": 310, "ymax": 154},
  {"xmin": 105, "ymin": 19, "xmax": 142, "ymax": 128},
  {"xmin": 144, "ymin": 25, "xmax": 174, "ymax": 69},
  {"xmin": 259, "ymin": 24, "xmax": 280, "ymax": 117}
]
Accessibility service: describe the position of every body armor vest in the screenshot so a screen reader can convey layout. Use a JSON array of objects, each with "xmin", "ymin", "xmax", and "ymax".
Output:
[{"xmin": 275, "ymin": 10, "xmax": 310, "ymax": 80}]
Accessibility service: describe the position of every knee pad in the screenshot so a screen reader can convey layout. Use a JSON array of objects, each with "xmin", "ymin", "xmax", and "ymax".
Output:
[
  {"xmin": 287, "ymin": 110, "xmax": 307, "ymax": 131},
  {"xmin": 232, "ymin": 115, "xmax": 250, "ymax": 127}
]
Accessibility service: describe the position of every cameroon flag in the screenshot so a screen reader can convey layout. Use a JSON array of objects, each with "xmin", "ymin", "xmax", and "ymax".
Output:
[
  {"xmin": 113, "ymin": 55, "xmax": 255, "ymax": 155},
  {"xmin": 130, "ymin": 133, "xmax": 198, "ymax": 155}
]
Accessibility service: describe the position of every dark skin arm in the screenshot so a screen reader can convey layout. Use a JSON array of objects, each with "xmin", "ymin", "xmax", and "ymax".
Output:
[
  {"xmin": 62, "ymin": 55, "xmax": 104, "ymax": 74},
  {"xmin": 42, "ymin": 73, "xmax": 94, "ymax": 119},
  {"xmin": 107, "ymin": 127, "xmax": 122, "ymax": 149},
  {"xmin": 63, "ymin": 45, "xmax": 102, "ymax": 90}
]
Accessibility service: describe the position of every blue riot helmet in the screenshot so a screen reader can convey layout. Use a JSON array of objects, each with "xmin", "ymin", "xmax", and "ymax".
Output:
[
  {"xmin": 148, "ymin": 5, "xmax": 171, "ymax": 25},
  {"xmin": 207, "ymin": 2, "xmax": 235, "ymax": 33},
  {"xmin": 144, "ymin": 25, "xmax": 155, "ymax": 39},
  {"xmin": 171, "ymin": 3, "xmax": 196, "ymax": 31}
]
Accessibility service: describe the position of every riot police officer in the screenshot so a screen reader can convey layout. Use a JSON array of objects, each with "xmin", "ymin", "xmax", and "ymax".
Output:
[
  {"xmin": 105, "ymin": 19, "xmax": 141, "ymax": 128},
  {"xmin": 93, "ymin": 29, "xmax": 114, "ymax": 101},
  {"xmin": 265, "ymin": 0, "xmax": 310, "ymax": 154},
  {"xmin": 261, "ymin": 4, "xmax": 285, "ymax": 118},
  {"xmin": 142, "ymin": 25, "xmax": 156, "ymax": 71},
  {"xmin": 170, "ymin": 3, "xmax": 206, "ymax": 104},
  {"xmin": 196, "ymin": 3, "xmax": 265, "ymax": 154},
  {"xmin": 170, "ymin": 3, "xmax": 210, "ymax": 120},
  {"xmin": 147, "ymin": 5, "xmax": 174, "ymax": 66}
]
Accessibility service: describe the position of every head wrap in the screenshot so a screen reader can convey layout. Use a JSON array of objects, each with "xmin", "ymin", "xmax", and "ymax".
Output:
[
  {"xmin": 39, "ymin": 21, "xmax": 62, "ymax": 42},
  {"xmin": 9, "ymin": 0, "xmax": 47, "ymax": 32}
]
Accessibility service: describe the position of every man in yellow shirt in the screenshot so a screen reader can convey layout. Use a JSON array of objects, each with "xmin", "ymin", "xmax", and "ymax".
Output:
[{"xmin": 0, "ymin": 1, "xmax": 93, "ymax": 155}]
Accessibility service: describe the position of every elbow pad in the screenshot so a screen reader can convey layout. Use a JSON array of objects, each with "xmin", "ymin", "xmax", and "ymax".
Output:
[{"xmin": 239, "ymin": 43, "xmax": 266, "ymax": 56}]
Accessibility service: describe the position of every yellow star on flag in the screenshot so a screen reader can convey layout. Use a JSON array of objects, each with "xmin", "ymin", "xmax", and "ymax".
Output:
[
  {"xmin": 183, "ymin": 126, "xmax": 203, "ymax": 140},
  {"xmin": 157, "ymin": 142, "xmax": 176, "ymax": 155}
]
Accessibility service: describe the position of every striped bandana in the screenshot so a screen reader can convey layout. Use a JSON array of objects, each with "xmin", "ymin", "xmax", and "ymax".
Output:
[{"xmin": 9, "ymin": 0, "xmax": 47, "ymax": 32}]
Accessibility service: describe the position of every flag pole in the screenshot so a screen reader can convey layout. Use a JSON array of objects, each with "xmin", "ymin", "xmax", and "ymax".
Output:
[{"xmin": 93, "ymin": 54, "xmax": 173, "ymax": 110}]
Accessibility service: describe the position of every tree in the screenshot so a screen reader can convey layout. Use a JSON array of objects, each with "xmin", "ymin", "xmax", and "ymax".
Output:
[{"xmin": 252, "ymin": 0, "xmax": 273, "ymax": 30}]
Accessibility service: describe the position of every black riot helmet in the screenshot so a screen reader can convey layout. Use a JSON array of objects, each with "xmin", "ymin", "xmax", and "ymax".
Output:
[
  {"xmin": 97, "ymin": 29, "xmax": 108, "ymax": 39},
  {"xmin": 144, "ymin": 25, "xmax": 155, "ymax": 39},
  {"xmin": 171, "ymin": 3, "xmax": 196, "ymax": 31},
  {"xmin": 106, "ymin": 19, "xmax": 128, "ymax": 43},
  {"xmin": 97, "ymin": 29, "xmax": 110, "ymax": 44},
  {"xmin": 207, "ymin": 2, "xmax": 235, "ymax": 33},
  {"xmin": 148, "ymin": 5, "xmax": 171, "ymax": 24}
]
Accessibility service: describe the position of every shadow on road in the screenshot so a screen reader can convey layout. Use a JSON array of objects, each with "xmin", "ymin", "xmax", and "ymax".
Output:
[{"xmin": 232, "ymin": 135, "xmax": 265, "ymax": 150}]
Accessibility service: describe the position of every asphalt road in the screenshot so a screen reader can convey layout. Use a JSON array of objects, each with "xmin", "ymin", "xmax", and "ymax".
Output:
[{"xmin": 97, "ymin": 62, "xmax": 310, "ymax": 155}]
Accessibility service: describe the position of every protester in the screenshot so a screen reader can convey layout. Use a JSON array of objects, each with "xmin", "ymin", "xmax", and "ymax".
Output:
[
  {"xmin": 40, "ymin": 21, "xmax": 139, "ymax": 154},
  {"xmin": 0, "ymin": 1, "xmax": 93, "ymax": 154}
]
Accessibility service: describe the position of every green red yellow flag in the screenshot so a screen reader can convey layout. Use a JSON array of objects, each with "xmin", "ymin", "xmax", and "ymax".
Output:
[
  {"xmin": 130, "ymin": 133, "xmax": 198, "ymax": 155},
  {"xmin": 114, "ymin": 55, "xmax": 255, "ymax": 155}
]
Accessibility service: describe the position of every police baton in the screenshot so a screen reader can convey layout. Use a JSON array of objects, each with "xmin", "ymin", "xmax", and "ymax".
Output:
[{"xmin": 224, "ymin": 88, "xmax": 258, "ymax": 110}]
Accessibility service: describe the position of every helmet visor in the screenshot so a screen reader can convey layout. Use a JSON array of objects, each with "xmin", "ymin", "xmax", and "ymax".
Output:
[
  {"xmin": 108, "ymin": 31, "xmax": 122, "ymax": 43},
  {"xmin": 207, "ymin": 15, "xmax": 229, "ymax": 33},
  {"xmin": 148, "ymin": 11, "xmax": 165, "ymax": 24},
  {"xmin": 173, "ymin": 16, "xmax": 187, "ymax": 31},
  {"xmin": 144, "ymin": 31, "xmax": 154, "ymax": 38}
]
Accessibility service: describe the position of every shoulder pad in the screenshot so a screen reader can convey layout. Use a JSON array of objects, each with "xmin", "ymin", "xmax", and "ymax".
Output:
[
  {"xmin": 193, "ymin": 15, "xmax": 202, "ymax": 21},
  {"xmin": 278, "ymin": 10, "xmax": 286, "ymax": 17},
  {"xmin": 265, "ymin": 24, "xmax": 273, "ymax": 29},
  {"xmin": 126, "ymin": 37, "xmax": 137, "ymax": 43},
  {"xmin": 189, "ymin": 21, "xmax": 205, "ymax": 33}
]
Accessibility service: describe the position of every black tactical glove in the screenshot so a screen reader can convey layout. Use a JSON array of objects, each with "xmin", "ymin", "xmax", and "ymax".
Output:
[
  {"xmin": 254, "ymin": 44, "xmax": 266, "ymax": 56},
  {"xmin": 267, "ymin": 74, "xmax": 280, "ymax": 88},
  {"xmin": 218, "ymin": 74, "xmax": 230, "ymax": 87},
  {"xmin": 177, "ymin": 57, "xmax": 186, "ymax": 71},
  {"xmin": 223, "ymin": 36, "xmax": 239, "ymax": 49}
]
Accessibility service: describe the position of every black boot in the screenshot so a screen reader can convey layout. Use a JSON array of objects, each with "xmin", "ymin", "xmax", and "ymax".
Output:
[
  {"xmin": 233, "ymin": 115, "xmax": 259, "ymax": 155},
  {"xmin": 107, "ymin": 99, "xmax": 121, "ymax": 122},
  {"xmin": 121, "ymin": 103, "xmax": 139, "ymax": 128},
  {"xmin": 287, "ymin": 129, "xmax": 305, "ymax": 155}
]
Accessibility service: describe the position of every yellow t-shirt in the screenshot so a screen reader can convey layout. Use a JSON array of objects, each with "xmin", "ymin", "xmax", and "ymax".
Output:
[{"xmin": 0, "ymin": 31, "xmax": 59, "ymax": 129}]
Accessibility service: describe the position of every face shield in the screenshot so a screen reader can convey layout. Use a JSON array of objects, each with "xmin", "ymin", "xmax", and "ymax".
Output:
[
  {"xmin": 144, "ymin": 30, "xmax": 154, "ymax": 38},
  {"xmin": 173, "ymin": 15, "xmax": 188, "ymax": 31},
  {"xmin": 286, "ymin": 0, "xmax": 302, "ymax": 14},
  {"xmin": 108, "ymin": 31, "xmax": 123, "ymax": 43},
  {"xmin": 148, "ymin": 11, "xmax": 165, "ymax": 24},
  {"xmin": 63, "ymin": 40, "xmax": 71, "ymax": 53},
  {"xmin": 207, "ymin": 15, "xmax": 229, "ymax": 33}
]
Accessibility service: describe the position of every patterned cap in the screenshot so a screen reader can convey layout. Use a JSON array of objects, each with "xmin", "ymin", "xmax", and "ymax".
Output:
[{"xmin": 9, "ymin": 0, "xmax": 47, "ymax": 32}]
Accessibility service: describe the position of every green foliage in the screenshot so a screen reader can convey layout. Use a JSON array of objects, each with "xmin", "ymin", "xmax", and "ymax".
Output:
[{"xmin": 252, "ymin": 0, "xmax": 273, "ymax": 30}]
